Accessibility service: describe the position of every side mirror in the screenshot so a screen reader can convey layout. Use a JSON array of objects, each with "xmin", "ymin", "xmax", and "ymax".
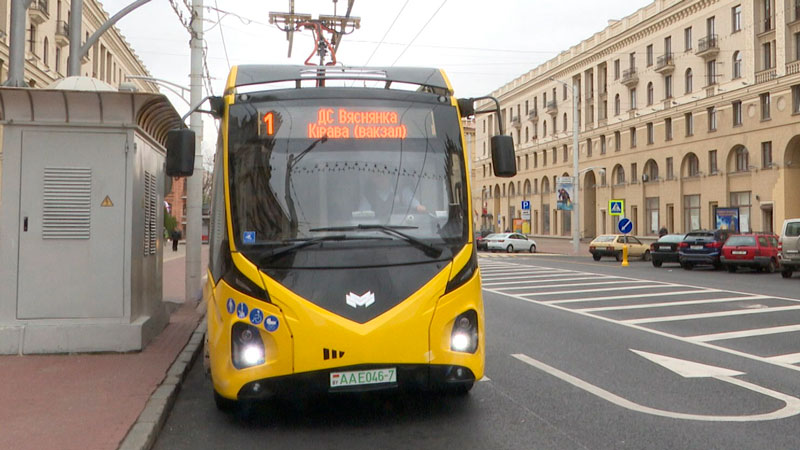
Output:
[
  {"xmin": 457, "ymin": 98, "xmax": 475, "ymax": 118},
  {"xmin": 491, "ymin": 135, "xmax": 516, "ymax": 177},
  {"xmin": 166, "ymin": 129, "xmax": 195, "ymax": 177}
]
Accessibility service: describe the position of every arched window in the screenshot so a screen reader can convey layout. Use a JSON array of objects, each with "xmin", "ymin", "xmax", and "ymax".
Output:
[
  {"xmin": 644, "ymin": 159, "xmax": 659, "ymax": 181},
  {"xmin": 542, "ymin": 177, "xmax": 550, "ymax": 194},
  {"xmin": 735, "ymin": 146, "xmax": 749, "ymax": 172},
  {"xmin": 647, "ymin": 82, "xmax": 654, "ymax": 106},
  {"xmin": 685, "ymin": 68, "xmax": 693, "ymax": 94},
  {"xmin": 614, "ymin": 94, "xmax": 621, "ymax": 116},
  {"xmin": 614, "ymin": 165, "xmax": 626, "ymax": 185},
  {"xmin": 685, "ymin": 153, "xmax": 700, "ymax": 177},
  {"xmin": 733, "ymin": 51, "xmax": 742, "ymax": 79}
]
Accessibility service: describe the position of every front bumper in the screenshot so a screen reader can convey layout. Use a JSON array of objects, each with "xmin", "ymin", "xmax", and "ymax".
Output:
[{"xmin": 236, "ymin": 364, "xmax": 475, "ymax": 399}]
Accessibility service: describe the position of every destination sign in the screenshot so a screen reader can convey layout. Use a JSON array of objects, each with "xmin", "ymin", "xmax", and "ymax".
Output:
[{"xmin": 298, "ymin": 108, "xmax": 408, "ymax": 139}]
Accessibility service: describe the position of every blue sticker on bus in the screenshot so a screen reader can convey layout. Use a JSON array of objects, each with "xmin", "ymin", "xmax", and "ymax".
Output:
[
  {"xmin": 264, "ymin": 315, "xmax": 280, "ymax": 332},
  {"xmin": 236, "ymin": 302, "xmax": 249, "ymax": 319},
  {"xmin": 226, "ymin": 298, "xmax": 236, "ymax": 314},
  {"xmin": 243, "ymin": 231, "xmax": 256, "ymax": 244},
  {"xmin": 249, "ymin": 308, "xmax": 264, "ymax": 325}
]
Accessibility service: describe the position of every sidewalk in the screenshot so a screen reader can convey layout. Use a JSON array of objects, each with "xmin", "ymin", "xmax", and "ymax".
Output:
[{"xmin": 0, "ymin": 244, "xmax": 208, "ymax": 450}]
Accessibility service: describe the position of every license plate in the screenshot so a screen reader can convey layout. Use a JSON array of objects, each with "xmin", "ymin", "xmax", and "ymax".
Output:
[
  {"xmin": 330, "ymin": 368, "xmax": 396, "ymax": 388},
  {"xmin": 732, "ymin": 250, "xmax": 747, "ymax": 255},
  {"xmin": 691, "ymin": 245, "xmax": 703, "ymax": 250},
  {"xmin": 659, "ymin": 245, "xmax": 671, "ymax": 250}
]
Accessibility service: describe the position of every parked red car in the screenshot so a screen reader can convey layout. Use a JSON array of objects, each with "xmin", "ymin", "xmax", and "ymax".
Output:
[{"xmin": 721, "ymin": 233, "xmax": 780, "ymax": 273}]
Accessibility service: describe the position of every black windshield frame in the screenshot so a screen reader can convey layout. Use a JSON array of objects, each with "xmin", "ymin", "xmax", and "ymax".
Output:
[{"xmin": 225, "ymin": 88, "xmax": 469, "ymax": 268}]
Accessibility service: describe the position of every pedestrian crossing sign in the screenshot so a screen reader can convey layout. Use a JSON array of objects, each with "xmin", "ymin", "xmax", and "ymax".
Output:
[{"xmin": 609, "ymin": 199, "xmax": 624, "ymax": 216}]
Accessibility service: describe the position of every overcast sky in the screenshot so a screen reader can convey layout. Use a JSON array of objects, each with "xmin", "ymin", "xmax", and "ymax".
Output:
[{"xmin": 102, "ymin": 0, "xmax": 654, "ymax": 151}]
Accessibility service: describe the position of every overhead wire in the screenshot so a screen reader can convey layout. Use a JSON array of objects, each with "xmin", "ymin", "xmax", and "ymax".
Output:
[
  {"xmin": 213, "ymin": 0, "xmax": 231, "ymax": 71},
  {"xmin": 363, "ymin": 0, "xmax": 410, "ymax": 66},
  {"xmin": 390, "ymin": 0, "xmax": 448, "ymax": 67}
]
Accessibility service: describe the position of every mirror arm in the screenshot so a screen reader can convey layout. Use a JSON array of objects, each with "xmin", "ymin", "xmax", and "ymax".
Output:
[
  {"xmin": 469, "ymin": 96, "xmax": 505, "ymax": 135},
  {"xmin": 180, "ymin": 96, "xmax": 223, "ymax": 124}
]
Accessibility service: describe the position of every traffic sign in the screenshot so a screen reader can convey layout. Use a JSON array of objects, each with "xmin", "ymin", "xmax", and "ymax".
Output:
[
  {"xmin": 521, "ymin": 200, "xmax": 530, "ymax": 210},
  {"xmin": 609, "ymin": 199, "xmax": 625, "ymax": 216},
  {"xmin": 618, "ymin": 217, "xmax": 633, "ymax": 234}
]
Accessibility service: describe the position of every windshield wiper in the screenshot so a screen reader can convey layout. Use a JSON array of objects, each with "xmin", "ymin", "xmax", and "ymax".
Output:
[
  {"xmin": 258, "ymin": 234, "xmax": 349, "ymax": 264},
  {"xmin": 310, "ymin": 225, "xmax": 442, "ymax": 258}
]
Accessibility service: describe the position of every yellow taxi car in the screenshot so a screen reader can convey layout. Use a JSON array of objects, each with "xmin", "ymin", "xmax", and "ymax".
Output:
[{"xmin": 589, "ymin": 235, "xmax": 651, "ymax": 261}]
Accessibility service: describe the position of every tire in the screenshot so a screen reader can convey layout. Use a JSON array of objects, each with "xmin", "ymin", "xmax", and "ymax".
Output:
[
  {"xmin": 615, "ymin": 252, "xmax": 622, "ymax": 262},
  {"xmin": 766, "ymin": 260, "xmax": 776, "ymax": 273},
  {"xmin": 642, "ymin": 250, "xmax": 651, "ymax": 261},
  {"xmin": 506, "ymin": 244, "xmax": 514, "ymax": 253},
  {"xmin": 727, "ymin": 265, "xmax": 736, "ymax": 273},
  {"xmin": 681, "ymin": 263, "xmax": 693, "ymax": 270},
  {"xmin": 443, "ymin": 381, "xmax": 474, "ymax": 396},
  {"xmin": 652, "ymin": 259, "xmax": 662, "ymax": 267},
  {"xmin": 781, "ymin": 270, "xmax": 792, "ymax": 279},
  {"xmin": 529, "ymin": 244, "xmax": 537, "ymax": 253},
  {"xmin": 592, "ymin": 254, "xmax": 601, "ymax": 261},
  {"xmin": 713, "ymin": 263, "xmax": 722, "ymax": 271}
]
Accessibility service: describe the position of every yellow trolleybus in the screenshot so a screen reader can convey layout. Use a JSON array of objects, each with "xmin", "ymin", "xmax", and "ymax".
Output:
[{"xmin": 167, "ymin": 65, "xmax": 515, "ymax": 410}]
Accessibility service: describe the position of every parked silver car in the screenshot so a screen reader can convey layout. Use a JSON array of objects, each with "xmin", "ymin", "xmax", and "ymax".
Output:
[
  {"xmin": 779, "ymin": 218, "xmax": 800, "ymax": 278},
  {"xmin": 485, "ymin": 233, "xmax": 538, "ymax": 253}
]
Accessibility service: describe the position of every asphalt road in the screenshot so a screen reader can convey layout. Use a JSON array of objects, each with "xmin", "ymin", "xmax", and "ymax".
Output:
[{"xmin": 154, "ymin": 254, "xmax": 800, "ymax": 449}]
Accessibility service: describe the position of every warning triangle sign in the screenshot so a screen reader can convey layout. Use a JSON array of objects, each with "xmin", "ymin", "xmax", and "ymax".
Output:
[{"xmin": 101, "ymin": 196, "xmax": 114, "ymax": 207}]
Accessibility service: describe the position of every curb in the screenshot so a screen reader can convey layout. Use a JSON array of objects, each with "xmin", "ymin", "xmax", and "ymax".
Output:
[{"xmin": 117, "ymin": 318, "xmax": 207, "ymax": 450}]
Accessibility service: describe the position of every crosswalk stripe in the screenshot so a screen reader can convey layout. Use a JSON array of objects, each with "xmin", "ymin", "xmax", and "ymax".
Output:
[
  {"xmin": 549, "ymin": 289, "xmax": 711, "ymax": 304},
  {"xmin": 690, "ymin": 324, "xmax": 800, "ymax": 342},
  {"xmin": 482, "ymin": 276, "xmax": 610, "ymax": 287},
  {"xmin": 622, "ymin": 305, "xmax": 800, "ymax": 324},
  {"xmin": 578, "ymin": 295, "xmax": 769, "ymax": 312},
  {"xmin": 519, "ymin": 284, "xmax": 667, "ymax": 297},
  {"xmin": 480, "ymin": 273, "xmax": 576, "ymax": 282},
  {"xmin": 500, "ymin": 280, "xmax": 652, "ymax": 291},
  {"xmin": 766, "ymin": 353, "xmax": 800, "ymax": 364}
]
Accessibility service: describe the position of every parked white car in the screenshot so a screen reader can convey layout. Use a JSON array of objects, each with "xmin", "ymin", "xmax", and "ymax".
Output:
[
  {"xmin": 779, "ymin": 218, "xmax": 800, "ymax": 278},
  {"xmin": 485, "ymin": 233, "xmax": 537, "ymax": 253}
]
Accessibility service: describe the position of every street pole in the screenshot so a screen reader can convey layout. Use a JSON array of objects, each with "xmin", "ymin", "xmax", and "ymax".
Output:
[
  {"xmin": 186, "ymin": 0, "xmax": 204, "ymax": 302},
  {"xmin": 5, "ymin": 0, "xmax": 33, "ymax": 87},
  {"xmin": 572, "ymin": 82, "xmax": 581, "ymax": 256},
  {"xmin": 67, "ymin": 0, "xmax": 83, "ymax": 76}
]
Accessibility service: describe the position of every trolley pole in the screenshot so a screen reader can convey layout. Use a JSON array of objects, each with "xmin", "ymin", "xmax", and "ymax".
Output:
[{"xmin": 186, "ymin": 0, "xmax": 204, "ymax": 302}]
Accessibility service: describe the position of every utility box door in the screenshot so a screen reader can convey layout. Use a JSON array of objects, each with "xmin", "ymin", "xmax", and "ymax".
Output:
[{"xmin": 17, "ymin": 131, "xmax": 127, "ymax": 319}]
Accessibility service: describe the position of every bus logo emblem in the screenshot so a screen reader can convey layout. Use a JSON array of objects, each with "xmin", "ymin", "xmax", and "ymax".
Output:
[{"xmin": 346, "ymin": 291, "xmax": 375, "ymax": 308}]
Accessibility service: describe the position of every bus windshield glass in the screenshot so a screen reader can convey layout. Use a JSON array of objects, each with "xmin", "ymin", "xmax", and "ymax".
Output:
[{"xmin": 227, "ymin": 96, "xmax": 468, "ymax": 265}]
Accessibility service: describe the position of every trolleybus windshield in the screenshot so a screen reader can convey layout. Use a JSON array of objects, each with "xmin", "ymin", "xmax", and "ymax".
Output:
[{"xmin": 227, "ymin": 95, "xmax": 468, "ymax": 267}]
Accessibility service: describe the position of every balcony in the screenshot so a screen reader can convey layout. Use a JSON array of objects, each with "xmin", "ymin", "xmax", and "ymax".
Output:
[
  {"xmin": 510, "ymin": 115, "xmax": 521, "ymax": 129},
  {"xmin": 28, "ymin": 0, "xmax": 49, "ymax": 25},
  {"xmin": 787, "ymin": 60, "xmax": 800, "ymax": 76},
  {"xmin": 545, "ymin": 100, "xmax": 558, "ymax": 116},
  {"xmin": 755, "ymin": 68, "xmax": 777, "ymax": 84},
  {"xmin": 654, "ymin": 53, "xmax": 674, "ymax": 74},
  {"xmin": 55, "ymin": 20, "xmax": 69, "ymax": 47},
  {"xmin": 621, "ymin": 68, "xmax": 639, "ymax": 87},
  {"xmin": 696, "ymin": 34, "xmax": 719, "ymax": 59},
  {"xmin": 528, "ymin": 109, "xmax": 539, "ymax": 122}
]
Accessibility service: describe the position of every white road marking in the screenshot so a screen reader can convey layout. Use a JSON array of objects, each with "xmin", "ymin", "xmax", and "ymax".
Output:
[
  {"xmin": 549, "ymin": 290, "xmax": 711, "ymax": 304},
  {"xmin": 766, "ymin": 353, "xmax": 800, "ymax": 364},
  {"xmin": 519, "ymin": 284, "xmax": 668, "ymax": 296},
  {"xmin": 482, "ymin": 276, "xmax": 605, "ymax": 287},
  {"xmin": 480, "ymin": 272, "xmax": 577, "ymax": 282},
  {"xmin": 513, "ymin": 352, "xmax": 800, "ymax": 422},
  {"xmin": 690, "ymin": 324, "xmax": 800, "ymax": 342},
  {"xmin": 501, "ymin": 280, "xmax": 652, "ymax": 291},
  {"xmin": 623, "ymin": 305, "xmax": 800, "ymax": 324},
  {"xmin": 579, "ymin": 295, "xmax": 769, "ymax": 312}
]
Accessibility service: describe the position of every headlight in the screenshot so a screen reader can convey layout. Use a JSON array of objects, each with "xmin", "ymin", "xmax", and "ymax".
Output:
[
  {"xmin": 450, "ymin": 310, "xmax": 478, "ymax": 353},
  {"xmin": 232, "ymin": 322, "xmax": 265, "ymax": 369}
]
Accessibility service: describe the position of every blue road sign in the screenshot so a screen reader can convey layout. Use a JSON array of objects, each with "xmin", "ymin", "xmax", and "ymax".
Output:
[
  {"xmin": 609, "ymin": 200, "xmax": 624, "ymax": 216},
  {"xmin": 521, "ymin": 200, "xmax": 531, "ymax": 210},
  {"xmin": 243, "ymin": 231, "xmax": 256, "ymax": 244},
  {"xmin": 618, "ymin": 217, "xmax": 633, "ymax": 234}
]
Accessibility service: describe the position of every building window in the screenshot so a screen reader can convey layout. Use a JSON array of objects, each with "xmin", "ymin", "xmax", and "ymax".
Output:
[
  {"xmin": 793, "ymin": 84, "xmax": 800, "ymax": 113},
  {"xmin": 762, "ymin": 141, "xmax": 773, "ymax": 168},
  {"xmin": 646, "ymin": 44, "xmax": 654, "ymax": 66},
  {"xmin": 563, "ymin": 145, "xmax": 568, "ymax": 163},
  {"xmin": 647, "ymin": 82, "xmax": 654, "ymax": 105},
  {"xmin": 631, "ymin": 163, "xmax": 638, "ymax": 183},
  {"xmin": 685, "ymin": 112, "xmax": 694, "ymax": 136},
  {"xmin": 647, "ymin": 122, "xmax": 654, "ymax": 144},
  {"xmin": 563, "ymin": 84, "xmax": 568, "ymax": 101},
  {"xmin": 614, "ymin": 94, "xmax": 621, "ymax": 116},
  {"xmin": 646, "ymin": 197, "xmax": 660, "ymax": 235},
  {"xmin": 614, "ymin": 59, "xmax": 620, "ymax": 80},
  {"xmin": 543, "ymin": 121, "xmax": 547, "ymax": 136},
  {"xmin": 542, "ymin": 149, "xmax": 547, "ymax": 166},
  {"xmin": 666, "ymin": 157, "xmax": 674, "ymax": 179},
  {"xmin": 732, "ymin": 5, "xmax": 742, "ymax": 32},
  {"xmin": 706, "ymin": 59, "xmax": 717, "ymax": 85},
  {"xmin": 763, "ymin": 0, "xmax": 773, "ymax": 31},
  {"xmin": 763, "ymin": 42, "xmax": 773, "ymax": 70},
  {"xmin": 733, "ymin": 51, "xmax": 742, "ymax": 78},
  {"xmin": 735, "ymin": 146, "xmax": 749, "ymax": 172},
  {"xmin": 685, "ymin": 68, "xmax": 693, "ymax": 93},
  {"xmin": 684, "ymin": 26, "xmax": 693, "ymax": 51},
  {"xmin": 732, "ymin": 100, "xmax": 742, "ymax": 126},
  {"xmin": 29, "ymin": 25, "xmax": 37, "ymax": 54},
  {"xmin": 525, "ymin": 154, "xmax": 529, "ymax": 170},
  {"xmin": 586, "ymin": 138, "xmax": 592, "ymax": 157},
  {"xmin": 707, "ymin": 106, "xmax": 717, "ymax": 131},
  {"xmin": 614, "ymin": 131, "xmax": 621, "ymax": 152},
  {"xmin": 630, "ymin": 88, "xmax": 637, "ymax": 109},
  {"xmin": 552, "ymin": 147, "xmax": 557, "ymax": 165},
  {"xmin": 761, "ymin": 92, "xmax": 771, "ymax": 120},
  {"xmin": 615, "ymin": 165, "xmax": 626, "ymax": 184},
  {"xmin": 600, "ymin": 135, "xmax": 606, "ymax": 154},
  {"xmin": 664, "ymin": 75, "xmax": 673, "ymax": 99},
  {"xmin": 43, "ymin": 37, "xmax": 49, "ymax": 66},
  {"xmin": 665, "ymin": 118, "xmax": 672, "ymax": 141},
  {"xmin": 562, "ymin": 113, "xmax": 568, "ymax": 132},
  {"xmin": 709, "ymin": 149, "xmax": 718, "ymax": 174},
  {"xmin": 55, "ymin": 46, "xmax": 61, "ymax": 73},
  {"xmin": 630, "ymin": 127, "xmax": 637, "ymax": 148},
  {"xmin": 534, "ymin": 152, "xmax": 538, "ymax": 168},
  {"xmin": 730, "ymin": 191, "xmax": 751, "ymax": 232},
  {"xmin": 687, "ymin": 153, "xmax": 700, "ymax": 177},
  {"xmin": 684, "ymin": 194, "xmax": 701, "ymax": 232}
]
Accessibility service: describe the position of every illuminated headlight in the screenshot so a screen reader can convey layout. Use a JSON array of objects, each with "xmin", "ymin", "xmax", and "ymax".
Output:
[
  {"xmin": 450, "ymin": 310, "xmax": 478, "ymax": 353},
  {"xmin": 232, "ymin": 322, "xmax": 265, "ymax": 369}
]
